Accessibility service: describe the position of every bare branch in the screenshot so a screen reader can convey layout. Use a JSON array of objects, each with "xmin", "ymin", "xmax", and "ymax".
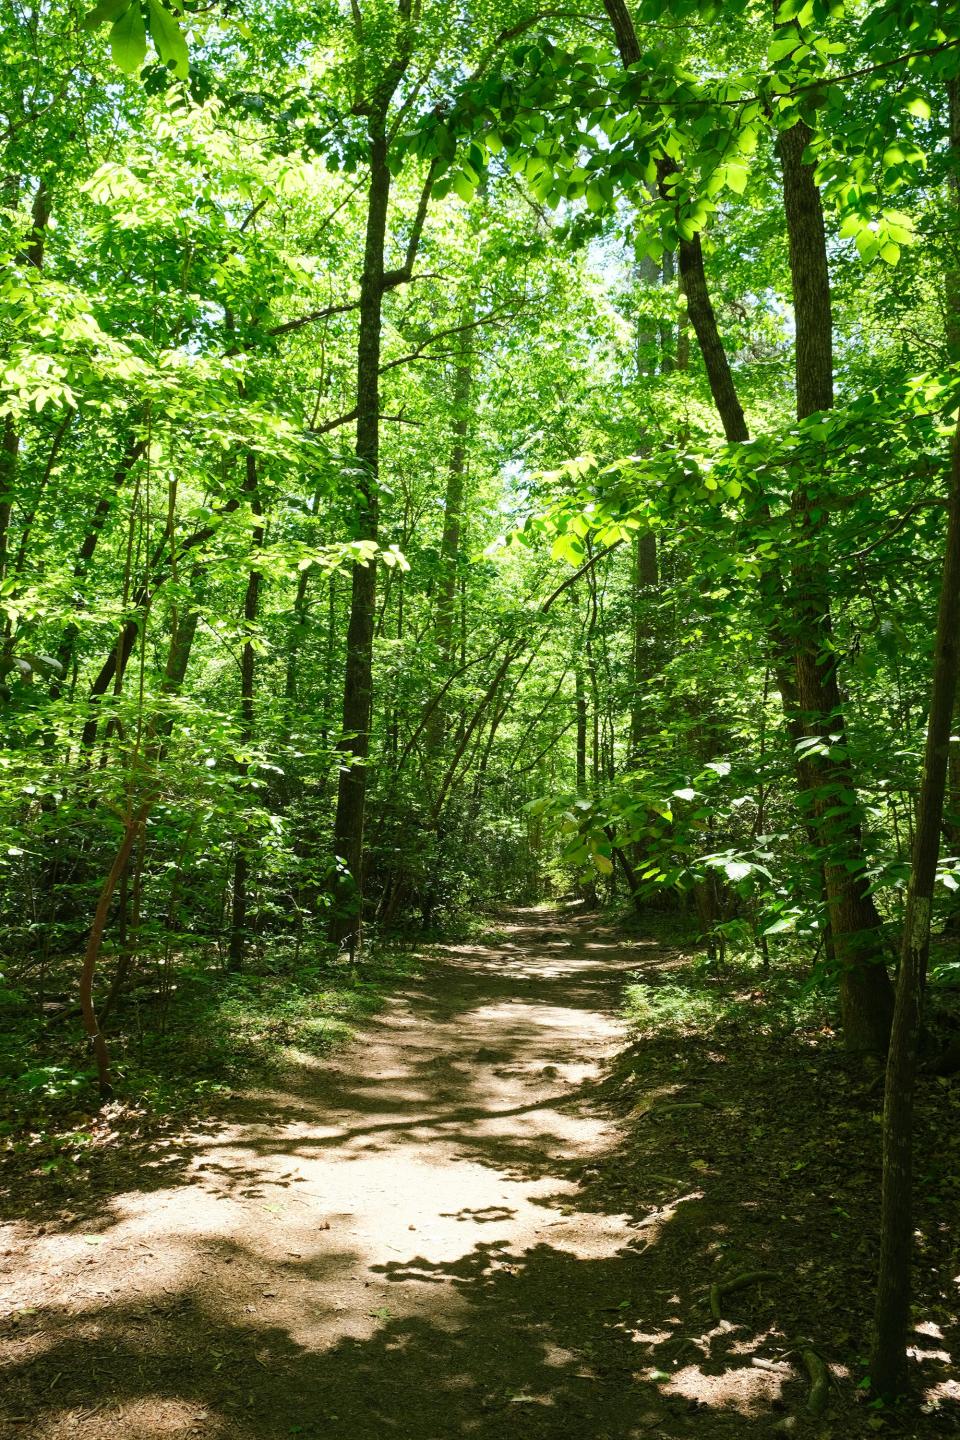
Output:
[{"xmin": 269, "ymin": 300, "xmax": 359, "ymax": 338}]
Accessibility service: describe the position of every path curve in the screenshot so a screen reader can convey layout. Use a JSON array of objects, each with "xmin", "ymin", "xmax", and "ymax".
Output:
[{"xmin": 2, "ymin": 908, "xmax": 669, "ymax": 1439}]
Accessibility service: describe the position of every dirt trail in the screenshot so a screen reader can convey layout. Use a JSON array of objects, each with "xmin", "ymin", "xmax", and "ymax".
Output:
[
  {"xmin": 12, "ymin": 905, "xmax": 892, "ymax": 1440},
  {"xmin": 3, "ymin": 907, "xmax": 681, "ymax": 1439}
]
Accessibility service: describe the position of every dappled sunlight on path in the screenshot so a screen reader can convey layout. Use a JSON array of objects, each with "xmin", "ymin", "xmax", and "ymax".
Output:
[{"xmin": 1, "ymin": 909, "xmax": 812, "ymax": 1438}]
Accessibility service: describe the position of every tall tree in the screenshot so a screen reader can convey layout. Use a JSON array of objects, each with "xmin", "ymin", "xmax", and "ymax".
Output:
[{"xmin": 870, "ymin": 73, "xmax": 960, "ymax": 1398}]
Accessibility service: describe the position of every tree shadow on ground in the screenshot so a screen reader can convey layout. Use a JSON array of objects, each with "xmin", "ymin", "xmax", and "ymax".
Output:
[
  {"xmin": 1, "ymin": 1224, "xmax": 820, "ymax": 1440},
  {"xmin": 3, "ymin": 910, "xmax": 956, "ymax": 1439},
  {"xmin": 0, "ymin": 913, "xmax": 646, "ymax": 1231}
]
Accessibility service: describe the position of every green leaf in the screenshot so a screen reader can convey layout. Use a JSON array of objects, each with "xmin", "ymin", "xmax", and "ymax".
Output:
[
  {"xmin": 585, "ymin": 181, "xmax": 605, "ymax": 213},
  {"xmin": 855, "ymin": 228, "xmax": 879, "ymax": 262},
  {"xmin": 451, "ymin": 170, "xmax": 475, "ymax": 202},
  {"xmin": 725, "ymin": 861, "xmax": 753, "ymax": 882},
  {"xmin": 83, "ymin": 0, "xmax": 131, "ymax": 28},
  {"xmin": 147, "ymin": 0, "xmax": 188, "ymax": 78},
  {"xmin": 110, "ymin": 1, "xmax": 146, "ymax": 72},
  {"xmin": 768, "ymin": 34, "xmax": 800, "ymax": 63}
]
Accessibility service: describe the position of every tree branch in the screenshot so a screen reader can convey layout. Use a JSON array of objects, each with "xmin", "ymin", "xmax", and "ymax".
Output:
[
  {"xmin": 382, "ymin": 159, "xmax": 439, "ymax": 290},
  {"xmin": 268, "ymin": 299, "xmax": 359, "ymax": 338}
]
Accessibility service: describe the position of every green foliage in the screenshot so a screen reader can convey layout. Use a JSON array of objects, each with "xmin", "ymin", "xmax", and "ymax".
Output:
[
  {"xmin": 623, "ymin": 957, "xmax": 834, "ymax": 1038},
  {"xmin": 83, "ymin": 0, "xmax": 189, "ymax": 78},
  {"xmin": 1, "ymin": 0, "xmax": 959, "ymax": 1122}
]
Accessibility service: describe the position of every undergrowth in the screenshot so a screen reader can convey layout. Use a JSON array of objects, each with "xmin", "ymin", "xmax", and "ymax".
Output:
[
  {"xmin": 622, "ymin": 968, "xmax": 834, "ymax": 1038},
  {"xmin": 0, "ymin": 941, "xmax": 419, "ymax": 1190},
  {"xmin": 619, "ymin": 914, "xmax": 960, "ymax": 1043}
]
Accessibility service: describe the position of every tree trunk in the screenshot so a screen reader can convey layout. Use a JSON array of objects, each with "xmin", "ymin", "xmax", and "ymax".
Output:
[
  {"xmin": 870, "ymin": 75, "xmax": 960, "ymax": 1397},
  {"xmin": 80, "ymin": 809, "xmax": 148, "ymax": 1100},
  {"xmin": 0, "ymin": 182, "xmax": 51, "ymax": 583},
  {"xmin": 778, "ymin": 103, "xmax": 893, "ymax": 1051},
  {"xmin": 575, "ymin": 660, "xmax": 587, "ymax": 794},
  {"xmin": 53, "ymin": 434, "xmax": 147, "ymax": 694},
  {"xmin": 673, "ymin": 225, "xmax": 749, "ymax": 443},
  {"xmin": 285, "ymin": 567, "xmax": 311, "ymax": 704},
  {"xmin": 630, "ymin": 530, "xmax": 658, "ymax": 762},
  {"xmin": 871, "ymin": 414, "xmax": 960, "ymax": 1395},
  {"xmin": 229, "ymin": 453, "xmax": 263, "ymax": 971},
  {"xmin": 604, "ymin": 0, "xmax": 891, "ymax": 1048},
  {"xmin": 79, "ymin": 497, "xmax": 240, "ymax": 749},
  {"xmin": 425, "ymin": 316, "xmax": 473, "ymax": 765},
  {"xmin": 329, "ymin": 126, "xmax": 391, "ymax": 952}
]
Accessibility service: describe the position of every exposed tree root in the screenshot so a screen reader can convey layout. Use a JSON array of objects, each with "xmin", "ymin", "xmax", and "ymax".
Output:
[
  {"xmin": 706, "ymin": 1269, "xmax": 832, "ymax": 1418},
  {"xmin": 632, "ymin": 1096, "xmax": 719, "ymax": 1120},
  {"xmin": 801, "ymin": 1347, "xmax": 831, "ymax": 1415},
  {"xmin": 641, "ymin": 1101, "xmax": 706, "ymax": 1118},
  {"xmin": 708, "ymin": 1268, "xmax": 778, "ymax": 1322}
]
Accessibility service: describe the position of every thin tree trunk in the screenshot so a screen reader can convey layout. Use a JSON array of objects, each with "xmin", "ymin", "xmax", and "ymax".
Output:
[
  {"xmin": 575, "ymin": 660, "xmax": 587, "ymax": 794},
  {"xmin": 80, "ymin": 806, "xmax": 149, "ymax": 1100},
  {"xmin": 53, "ymin": 434, "xmax": 147, "ymax": 694},
  {"xmin": 871, "ymin": 413, "xmax": 960, "ymax": 1395},
  {"xmin": 424, "ymin": 316, "xmax": 473, "ymax": 765},
  {"xmin": 630, "ymin": 531, "xmax": 658, "ymax": 762},
  {"xmin": 8, "ymin": 408, "xmax": 73, "ymax": 586},
  {"xmin": 330, "ymin": 126, "xmax": 391, "ymax": 951},
  {"xmin": 0, "ymin": 182, "xmax": 50, "ymax": 582},
  {"xmin": 229, "ymin": 453, "xmax": 263, "ymax": 971},
  {"xmin": 660, "ymin": 248, "xmax": 677, "ymax": 372},
  {"xmin": 79, "ymin": 496, "xmax": 240, "ymax": 748},
  {"xmin": 870, "ymin": 75, "xmax": 960, "ymax": 1397},
  {"xmin": 285, "ymin": 567, "xmax": 311, "ymax": 704}
]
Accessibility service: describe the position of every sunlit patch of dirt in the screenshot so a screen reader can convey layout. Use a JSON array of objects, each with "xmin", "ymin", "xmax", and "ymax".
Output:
[{"xmin": 661, "ymin": 1359, "xmax": 791, "ymax": 1413}]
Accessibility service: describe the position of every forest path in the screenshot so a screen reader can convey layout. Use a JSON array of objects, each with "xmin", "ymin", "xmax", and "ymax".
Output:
[{"xmin": 2, "ymin": 908, "xmax": 778, "ymax": 1439}]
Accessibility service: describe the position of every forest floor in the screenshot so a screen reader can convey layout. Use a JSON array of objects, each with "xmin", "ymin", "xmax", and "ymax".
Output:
[{"xmin": 0, "ymin": 905, "xmax": 958, "ymax": 1440}]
